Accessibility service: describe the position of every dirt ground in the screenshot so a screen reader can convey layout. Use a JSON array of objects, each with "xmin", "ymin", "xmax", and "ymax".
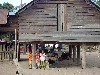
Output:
[{"xmin": 0, "ymin": 51, "xmax": 100, "ymax": 75}]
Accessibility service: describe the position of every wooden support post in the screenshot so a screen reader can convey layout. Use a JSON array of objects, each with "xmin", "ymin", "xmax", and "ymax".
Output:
[
  {"xmin": 15, "ymin": 29, "xmax": 17, "ymax": 59},
  {"xmin": 0, "ymin": 44, "xmax": 2, "ymax": 60},
  {"xmin": 3, "ymin": 44, "xmax": 6, "ymax": 59},
  {"xmin": 98, "ymin": 45, "xmax": 100, "ymax": 53},
  {"xmin": 12, "ymin": 44, "xmax": 15, "ymax": 59},
  {"xmin": 23, "ymin": 44, "xmax": 26, "ymax": 54},
  {"xmin": 77, "ymin": 45, "xmax": 80, "ymax": 65},
  {"xmin": 1, "ymin": 44, "xmax": 3, "ymax": 60},
  {"xmin": 69, "ymin": 45, "xmax": 72, "ymax": 59},
  {"xmin": 58, "ymin": 4, "xmax": 67, "ymax": 31},
  {"xmin": 6, "ymin": 46, "xmax": 9, "ymax": 59},
  {"xmin": 32, "ymin": 43, "xmax": 36, "ymax": 68},
  {"xmin": 17, "ymin": 42, "xmax": 20, "ymax": 62},
  {"xmin": 73, "ymin": 45, "xmax": 76, "ymax": 62},
  {"xmin": 82, "ymin": 43, "xmax": 86, "ymax": 69}
]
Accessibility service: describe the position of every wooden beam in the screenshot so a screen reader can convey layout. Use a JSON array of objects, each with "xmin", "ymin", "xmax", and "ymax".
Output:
[
  {"xmin": 82, "ymin": 43, "xmax": 86, "ymax": 69},
  {"xmin": 69, "ymin": 45, "xmax": 72, "ymax": 59},
  {"xmin": 77, "ymin": 45, "xmax": 80, "ymax": 65},
  {"xmin": 15, "ymin": 29, "xmax": 17, "ymax": 59},
  {"xmin": 73, "ymin": 45, "xmax": 76, "ymax": 62},
  {"xmin": 64, "ymin": 4, "xmax": 67, "ymax": 31},
  {"xmin": 58, "ymin": 4, "xmax": 62, "ymax": 31},
  {"xmin": 32, "ymin": 43, "xmax": 36, "ymax": 68},
  {"xmin": 17, "ymin": 42, "xmax": 20, "ymax": 62}
]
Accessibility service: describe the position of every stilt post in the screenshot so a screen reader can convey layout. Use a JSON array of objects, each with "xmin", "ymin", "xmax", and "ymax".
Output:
[
  {"xmin": 82, "ymin": 43, "xmax": 86, "ymax": 69},
  {"xmin": 77, "ymin": 45, "xmax": 80, "ymax": 65}
]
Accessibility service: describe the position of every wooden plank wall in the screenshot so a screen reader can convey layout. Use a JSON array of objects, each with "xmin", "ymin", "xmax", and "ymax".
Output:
[
  {"xmin": 67, "ymin": 0, "xmax": 100, "ymax": 31},
  {"xmin": 19, "ymin": 4, "xmax": 57, "ymax": 34},
  {"xmin": 0, "ymin": 16, "xmax": 18, "ymax": 32},
  {"xmin": 18, "ymin": 0, "xmax": 100, "ymax": 43}
]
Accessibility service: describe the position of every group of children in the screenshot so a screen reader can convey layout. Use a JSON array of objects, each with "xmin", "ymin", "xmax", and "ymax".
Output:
[
  {"xmin": 28, "ymin": 48, "xmax": 64, "ymax": 69},
  {"xmin": 35, "ymin": 49, "xmax": 49, "ymax": 69}
]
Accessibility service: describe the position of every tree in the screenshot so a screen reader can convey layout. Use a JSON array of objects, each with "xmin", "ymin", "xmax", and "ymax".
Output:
[
  {"xmin": 0, "ymin": 3, "xmax": 3, "ymax": 9},
  {"xmin": 97, "ymin": 0, "xmax": 100, "ymax": 6},
  {"xmin": 2, "ymin": 2, "xmax": 14, "ymax": 10},
  {"xmin": 0, "ymin": 2, "xmax": 14, "ymax": 10}
]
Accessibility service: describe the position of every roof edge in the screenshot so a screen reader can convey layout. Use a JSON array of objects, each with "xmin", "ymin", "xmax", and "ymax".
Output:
[
  {"xmin": 15, "ymin": 0, "xmax": 34, "ymax": 15},
  {"xmin": 85, "ymin": 0, "xmax": 100, "ymax": 11},
  {"xmin": 16, "ymin": 0, "xmax": 100, "ymax": 15}
]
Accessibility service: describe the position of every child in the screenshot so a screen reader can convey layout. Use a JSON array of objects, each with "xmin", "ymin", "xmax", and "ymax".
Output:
[
  {"xmin": 28, "ymin": 50, "xmax": 32, "ymax": 69},
  {"xmin": 45, "ymin": 53, "xmax": 49, "ymax": 69},
  {"xmin": 40, "ymin": 50, "xmax": 46, "ymax": 69},
  {"xmin": 35, "ymin": 49, "xmax": 40, "ymax": 69},
  {"xmin": 55, "ymin": 47, "xmax": 64, "ymax": 67},
  {"xmin": 55, "ymin": 54, "xmax": 59, "ymax": 65}
]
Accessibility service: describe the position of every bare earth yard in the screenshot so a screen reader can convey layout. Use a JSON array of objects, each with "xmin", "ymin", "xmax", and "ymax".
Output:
[{"xmin": 0, "ymin": 51, "xmax": 100, "ymax": 75}]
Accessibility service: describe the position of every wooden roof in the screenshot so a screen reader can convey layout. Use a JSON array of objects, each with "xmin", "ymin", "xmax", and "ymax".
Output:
[
  {"xmin": 0, "ymin": 9, "xmax": 8, "ymax": 24},
  {"xmin": 16, "ymin": 0, "xmax": 100, "ymax": 14}
]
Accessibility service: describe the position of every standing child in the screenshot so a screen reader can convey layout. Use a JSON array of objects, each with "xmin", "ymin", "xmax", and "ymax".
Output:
[
  {"xmin": 55, "ymin": 47, "xmax": 64, "ymax": 67},
  {"xmin": 55, "ymin": 54, "xmax": 59, "ymax": 65},
  {"xmin": 35, "ymin": 49, "xmax": 40, "ymax": 69},
  {"xmin": 40, "ymin": 50, "xmax": 46, "ymax": 69},
  {"xmin": 28, "ymin": 50, "xmax": 32, "ymax": 69},
  {"xmin": 45, "ymin": 53, "xmax": 49, "ymax": 69}
]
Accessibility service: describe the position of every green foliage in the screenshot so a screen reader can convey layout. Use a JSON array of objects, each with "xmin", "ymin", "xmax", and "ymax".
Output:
[
  {"xmin": 97, "ymin": 0, "xmax": 100, "ymax": 6},
  {"xmin": 0, "ymin": 2, "xmax": 14, "ymax": 10},
  {"xmin": 0, "ymin": 34, "xmax": 9, "ymax": 39},
  {"xmin": 87, "ymin": 46, "xmax": 92, "ymax": 49},
  {"xmin": 0, "ymin": 3, "xmax": 2, "ymax": 9}
]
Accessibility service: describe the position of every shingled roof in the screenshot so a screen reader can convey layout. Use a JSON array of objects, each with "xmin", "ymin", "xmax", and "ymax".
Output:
[{"xmin": 0, "ymin": 9, "xmax": 8, "ymax": 24}]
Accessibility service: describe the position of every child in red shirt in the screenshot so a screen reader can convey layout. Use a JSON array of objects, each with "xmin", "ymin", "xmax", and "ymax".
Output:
[{"xmin": 35, "ymin": 50, "xmax": 40, "ymax": 69}]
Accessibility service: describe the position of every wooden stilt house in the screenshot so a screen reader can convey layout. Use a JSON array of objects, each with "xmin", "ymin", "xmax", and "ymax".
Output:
[
  {"xmin": 0, "ymin": 9, "xmax": 18, "ymax": 61},
  {"xmin": 16, "ymin": 0, "xmax": 100, "ymax": 69}
]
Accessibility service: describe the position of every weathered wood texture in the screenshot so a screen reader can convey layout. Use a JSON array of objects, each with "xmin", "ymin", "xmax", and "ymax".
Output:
[
  {"xmin": 18, "ymin": 0, "xmax": 100, "ymax": 43},
  {"xmin": 19, "ymin": 31, "xmax": 100, "ymax": 42},
  {"xmin": 0, "ymin": 15, "xmax": 18, "ymax": 32},
  {"xmin": 77, "ymin": 45, "xmax": 80, "ymax": 65},
  {"xmin": 19, "ymin": 4, "xmax": 57, "ymax": 33},
  {"xmin": 0, "ymin": 9, "xmax": 8, "ymax": 24},
  {"xmin": 82, "ymin": 43, "xmax": 86, "ymax": 69},
  {"xmin": 67, "ymin": 0, "xmax": 100, "ymax": 31}
]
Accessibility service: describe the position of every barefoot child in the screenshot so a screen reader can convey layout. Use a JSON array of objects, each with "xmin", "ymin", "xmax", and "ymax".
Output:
[
  {"xmin": 28, "ymin": 50, "xmax": 32, "ymax": 69},
  {"xmin": 35, "ymin": 49, "xmax": 40, "ymax": 69},
  {"xmin": 40, "ymin": 50, "xmax": 46, "ymax": 69},
  {"xmin": 45, "ymin": 53, "xmax": 49, "ymax": 69}
]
